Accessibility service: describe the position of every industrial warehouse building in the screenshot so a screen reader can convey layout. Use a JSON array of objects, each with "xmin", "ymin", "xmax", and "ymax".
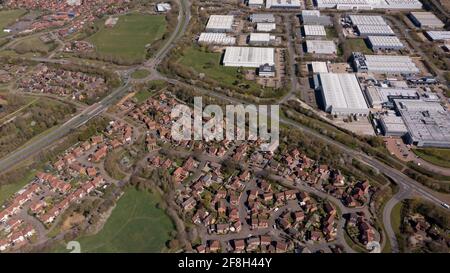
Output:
[
  {"xmin": 425, "ymin": 31, "xmax": 450, "ymax": 41},
  {"xmin": 266, "ymin": 0, "xmax": 301, "ymax": 9},
  {"xmin": 365, "ymin": 86, "xmax": 418, "ymax": 109},
  {"xmin": 310, "ymin": 62, "xmax": 329, "ymax": 73},
  {"xmin": 315, "ymin": 0, "xmax": 422, "ymax": 9},
  {"xmin": 367, "ymin": 36, "xmax": 404, "ymax": 51},
  {"xmin": 198, "ymin": 33, "xmax": 236, "ymax": 45},
  {"xmin": 223, "ymin": 47, "xmax": 275, "ymax": 67},
  {"xmin": 356, "ymin": 25, "xmax": 395, "ymax": 36},
  {"xmin": 409, "ymin": 12, "xmax": 445, "ymax": 29},
  {"xmin": 258, "ymin": 64, "xmax": 276, "ymax": 77},
  {"xmin": 248, "ymin": 0, "xmax": 264, "ymax": 8},
  {"xmin": 301, "ymin": 10, "xmax": 332, "ymax": 26},
  {"xmin": 303, "ymin": 25, "xmax": 327, "ymax": 37},
  {"xmin": 316, "ymin": 73, "xmax": 369, "ymax": 115},
  {"xmin": 379, "ymin": 115, "xmax": 408, "ymax": 136},
  {"xmin": 250, "ymin": 13, "xmax": 276, "ymax": 23},
  {"xmin": 394, "ymin": 99, "xmax": 450, "ymax": 147},
  {"xmin": 257, "ymin": 23, "xmax": 276, "ymax": 32},
  {"xmin": 249, "ymin": 33, "xmax": 275, "ymax": 45},
  {"xmin": 306, "ymin": 40, "xmax": 337, "ymax": 54},
  {"xmin": 353, "ymin": 52, "xmax": 419, "ymax": 74},
  {"xmin": 205, "ymin": 15, "xmax": 234, "ymax": 32},
  {"xmin": 349, "ymin": 15, "xmax": 387, "ymax": 25}
]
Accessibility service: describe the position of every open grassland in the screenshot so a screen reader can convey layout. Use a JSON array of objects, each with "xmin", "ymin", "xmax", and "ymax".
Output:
[
  {"xmin": 0, "ymin": 9, "xmax": 27, "ymax": 38},
  {"xmin": 57, "ymin": 188, "xmax": 175, "ymax": 253},
  {"xmin": 14, "ymin": 36, "xmax": 57, "ymax": 55},
  {"xmin": 131, "ymin": 69, "xmax": 150, "ymax": 79},
  {"xmin": 413, "ymin": 148, "xmax": 450, "ymax": 168},
  {"xmin": 345, "ymin": 38, "xmax": 372, "ymax": 54},
  {"xmin": 88, "ymin": 14, "xmax": 166, "ymax": 63}
]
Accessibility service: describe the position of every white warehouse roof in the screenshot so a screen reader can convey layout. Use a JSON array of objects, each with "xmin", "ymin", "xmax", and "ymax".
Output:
[
  {"xmin": 426, "ymin": 31, "xmax": 450, "ymax": 41},
  {"xmin": 249, "ymin": 33, "xmax": 275, "ymax": 42},
  {"xmin": 365, "ymin": 55, "xmax": 419, "ymax": 74},
  {"xmin": 357, "ymin": 24, "xmax": 395, "ymax": 35},
  {"xmin": 266, "ymin": 0, "xmax": 301, "ymax": 8},
  {"xmin": 199, "ymin": 33, "xmax": 236, "ymax": 45},
  {"xmin": 316, "ymin": 0, "xmax": 422, "ymax": 9},
  {"xmin": 206, "ymin": 15, "xmax": 234, "ymax": 31},
  {"xmin": 248, "ymin": 0, "xmax": 264, "ymax": 5},
  {"xmin": 257, "ymin": 23, "xmax": 276, "ymax": 32},
  {"xmin": 349, "ymin": 15, "xmax": 387, "ymax": 25},
  {"xmin": 318, "ymin": 73, "xmax": 368, "ymax": 115},
  {"xmin": 367, "ymin": 36, "xmax": 404, "ymax": 48},
  {"xmin": 410, "ymin": 12, "xmax": 444, "ymax": 28},
  {"xmin": 306, "ymin": 40, "xmax": 337, "ymax": 54},
  {"xmin": 303, "ymin": 25, "xmax": 327, "ymax": 36},
  {"xmin": 311, "ymin": 62, "xmax": 329, "ymax": 73},
  {"xmin": 223, "ymin": 47, "xmax": 275, "ymax": 67}
]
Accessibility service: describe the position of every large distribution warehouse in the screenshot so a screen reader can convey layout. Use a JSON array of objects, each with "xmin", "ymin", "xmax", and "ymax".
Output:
[
  {"xmin": 198, "ymin": 33, "xmax": 236, "ymax": 45},
  {"xmin": 303, "ymin": 25, "xmax": 327, "ymax": 36},
  {"xmin": 356, "ymin": 24, "xmax": 395, "ymax": 36},
  {"xmin": 223, "ymin": 47, "xmax": 275, "ymax": 67},
  {"xmin": 266, "ymin": 0, "xmax": 301, "ymax": 9},
  {"xmin": 425, "ymin": 31, "xmax": 450, "ymax": 41},
  {"xmin": 395, "ymin": 99, "xmax": 450, "ymax": 147},
  {"xmin": 349, "ymin": 15, "xmax": 387, "ymax": 25},
  {"xmin": 301, "ymin": 10, "xmax": 332, "ymax": 26},
  {"xmin": 316, "ymin": 73, "xmax": 369, "ymax": 115},
  {"xmin": 353, "ymin": 53, "xmax": 420, "ymax": 74},
  {"xmin": 367, "ymin": 36, "xmax": 404, "ymax": 50},
  {"xmin": 409, "ymin": 12, "xmax": 445, "ymax": 29},
  {"xmin": 205, "ymin": 15, "xmax": 234, "ymax": 32},
  {"xmin": 306, "ymin": 40, "xmax": 337, "ymax": 54}
]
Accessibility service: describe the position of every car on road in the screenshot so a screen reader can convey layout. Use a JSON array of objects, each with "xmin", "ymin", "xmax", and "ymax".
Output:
[{"xmin": 441, "ymin": 203, "xmax": 449, "ymax": 209}]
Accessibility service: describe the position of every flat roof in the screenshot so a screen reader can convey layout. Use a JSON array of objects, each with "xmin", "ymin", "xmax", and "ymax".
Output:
[
  {"xmin": 206, "ymin": 15, "xmax": 234, "ymax": 30},
  {"xmin": 303, "ymin": 25, "xmax": 327, "ymax": 36},
  {"xmin": 410, "ymin": 12, "xmax": 444, "ymax": 28},
  {"xmin": 316, "ymin": 0, "xmax": 422, "ymax": 9},
  {"xmin": 311, "ymin": 62, "xmax": 329, "ymax": 73},
  {"xmin": 318, "ymin": 73, "xmax": 368, "ymax": 114},
  {"xmin": 249, "ymin": 33, "xmax": 273, "ymax": 42},
  {"xmin": 248, "ymin": 0, "xmax": 264, "ymax": 4},
  {"xmin": 266, "ymin": 0, "xmax": 301, "ymax": 8},
  {"xmin": 306, "ymin": 40, "xmax": 337, "ymax": 54},
  {"xmin": 356, "ymin": 24, "xmax": 395, "ymax": 35},
  {"xmin": 223, "ymin": 47, "xmax": 275, "ymax": 67},
  {"xmin": 367, "ymin": 36, "xmax": 404, "ymax": 48},
  {"xmin": 257, "ymin": 23, "xmax": 276, "ymax": 32},
  {"xmin": 364, "ymin": 54, "xmax": 420, "ymax": 73},
  {"xmin": 199, "ymin": 33, "xmax": 236, "ymax": 45},
  {"xmin": 426, "ymin": 31, "xmax": 450, "ymax": 41},
  {"xmin": 250, "ymin": 13, "xmax": 276, "ymax": 23},
  {"xmin": 349, "ymin": 15, "xmax": 387, "ymax": 25}
]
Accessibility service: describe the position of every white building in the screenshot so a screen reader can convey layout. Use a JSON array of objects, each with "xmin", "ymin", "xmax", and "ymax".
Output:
[
  {"xmin": 379, "ymin": 115, "xmax": 408, "ymax": 136},
  {"xmin": 198, "ymin": 33, "xmax": 236, "ymax": 45},
  {"xmin": 425, "ymin": 31, "xmax": 450, "ymax": 41},
  {"xmin": 250, "ymin": 14, "xmax": 276, "ymax": 23},
  {"xmin": 156, "ymin": 3, "xmax": 172, "ymax": 12},
  {"xmin": 223, "ymin": 47, "xmax": 275, "ymax": 67},
  {"xmin": 257, "ymin": 23, "xmax": 276, "ymax": 32},
  {"xmin": 315, "ymin": 0, "xmax": 422, "ymax": 9},
  {"xmin": 316, "ymin": 73, "xmax": 369, "ymax": 115},
  {"xmin": 303, "ymin": 25, "xmax": 327, "ymax": 37},
  {"xmin": 249, "ymin": 33, "xmax": 275, "ymax": 45},
  {"xmin": 306, "ymin": 40, "xmax": 337, "ymax": 54},
  {"xmin": 248, "ymin": 0, "xmax": 265, "ymax": 8},
  {"xmin": 349, "ymin": 15, "xmax": 387, "ymax": 25},
  {"xmin": 356, "ymin": 25, "xmax": 395, "ymax": 36},
  {"xmin": 409, "ymin": 12, "xmax": 444, "ymax": 29},
  {"xmin": 353, "ymin": 53, "xmax": 420, "ymax": 74},
  {"xmin": 206, "ymin": 15, "xmax": 234, "ymax": 32},
  {"xmin": 266, "ymin": 0, "xmax": 301, "ymax": 9},
  {"xmin": 367, "ymin": 36, "xmax": 404, "ymax": 50},
  {"xmin": 310, "ymin": 62, "xmax": 329, "ymax": 73}
]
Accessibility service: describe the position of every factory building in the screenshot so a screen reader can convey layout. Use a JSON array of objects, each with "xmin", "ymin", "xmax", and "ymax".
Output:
[
  {"xmin": 198, "ymin": 33, "xmax": 236, "ymax": 45},
  {"xmin": 349, "ymin": 15, "xmax": 387, "ymax": 26},
  {"xmin": 365, "ymin": 86, "xmax": 419, "ymax": 109},
  {"xmin": 352, "ymin": 52, "xmax": 420, "ymax": 74},
  {"xmin": 367, "ymin": 36, "xmax": 404, "ymax": 51},
  {"xmin": 258, "ymin": 64, "xmax": 276, "ymax": 77},
  {"xmin": 356, "ymin": 25, "xmax": 395, "ymax": 36},
  {"xmin": 301, "ymin": 10, "xmax": 332, "ymax": 26},
  {"xmin": 266, "ymin": 0, "xmax": 301, "ymax": 9},
  {"xmin": 394, "ymin": 99, "xmax": 450, "ymax": 147},
  {"xmin": 303, "ymin": 25, "xmax": 327, "ymax": 37},
  {"xmin": 306, "ymin": 40, "xmax": 337, "ymax": 54},
  {"xmin": 316, "ymin": 73, "xmax": 369, "ymax": 115},
  {"xmin": 379, "ymin": 115, "xmax": 408, "ymax": 136},
  {"xmin": 249, "ymin": 33, "xmax": 276, "ymax": 45},
  {"xmin": 250, "ymin": 13, "xmax": 276, "ymax": 23},
  {"xmin": 257, "ymin": 23, "xmax": 276, "ymax": 32},
  {"xmin": 310, "ymin": 62, "xmax": 329, "ymax": 73},
  {"xmin": 409, "ymin": 12, "xmax": 445, "ymax": 29},
  {"xmin": 315, "ymin": 0, "xmax": 422, "ymax": 9},
  {"xmin": 205, "ymin": 15, "xmax": 234, "ymax": 32},
  {"xmin": 223, "ymin": 47, "xmax": 275, "ymax": 67},
  {"xmin": 248, "ymin": 0, "xmax": 265, "ymax": 8},
  {"xmin": 425, "ymin": 31, "xmax": 450, "ymax": 41}
]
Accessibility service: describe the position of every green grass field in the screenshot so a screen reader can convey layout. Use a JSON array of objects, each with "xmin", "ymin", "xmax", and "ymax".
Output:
[
  {"xmin": 178, "ymin": 46, "xmax": 265, "ymax": 94},
  {"xmin": 14, "ymin": 36, "xmax": 56, "ymax": 55},
  {"xmin": 345, "ymin": 38, "xmax": 372, "ymax": 54},
  {"xmin": 0, "ymin": 9, "xmax": 27, "ymax": 38},
  {"xmin": 131, "ymin": 69, "xmax": 150, "ymax": 79},
  {"xmin": 391, "ymin": 202, "xmax": 403, "ymax": 237},
  {"xmin": 88, "ymin": 14, "xmax": 166, "ymax": 63},
  {"xmin": 0, "ymin": 169, "xmax": 37, "ymax": 205},
  {"xmin": 56, "ymin": 188, "xmax": 175, "ymax": 253},
  {"xmin": 412, "ymin": 148, "xmax": 450, "ymax": 168}
]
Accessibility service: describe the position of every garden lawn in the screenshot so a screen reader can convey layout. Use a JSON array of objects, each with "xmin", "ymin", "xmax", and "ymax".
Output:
[
  {"xmin": 345, "ymin": 38, "xmax": 372, "ymax": 54},
  {"xmin": 0, "ymin": 10, "xmax": 27, "ymax": 38}
]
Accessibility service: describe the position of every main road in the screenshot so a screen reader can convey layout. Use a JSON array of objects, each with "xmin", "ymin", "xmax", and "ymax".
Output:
[{"xmin": 0, "ymin": 0, "xmax": 191, "ymax": 174}]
